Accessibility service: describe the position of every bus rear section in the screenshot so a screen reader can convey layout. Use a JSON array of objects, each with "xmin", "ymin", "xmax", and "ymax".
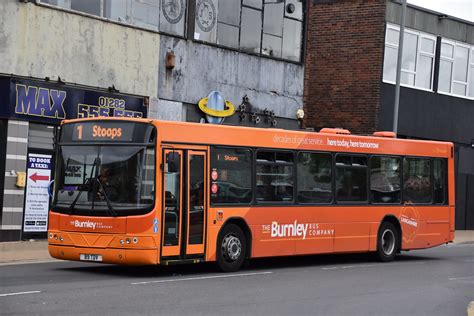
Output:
[{"xmin": 48, "ymin": 119, "xmax": 159, "ymax": 265}]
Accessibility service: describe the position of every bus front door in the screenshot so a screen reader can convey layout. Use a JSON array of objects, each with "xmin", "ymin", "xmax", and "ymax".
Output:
[{"xmin": 161, "ymin": 148, "xmax": 207, "ymax": 260}]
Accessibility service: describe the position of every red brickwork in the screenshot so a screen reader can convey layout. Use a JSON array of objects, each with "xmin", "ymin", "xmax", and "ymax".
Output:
[{"xmin": 304, "ymin": 0, "xmax": 386, "ymax": 134}]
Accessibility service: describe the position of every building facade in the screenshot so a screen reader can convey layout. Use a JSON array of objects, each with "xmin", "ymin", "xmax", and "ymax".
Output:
[
  {"xmin": 0, "ymin": 0, "xmax": 305, "ymax": 241},
  {"xmin": 304, "ymin": 0, "xmax": 474, "ymax": 229}
]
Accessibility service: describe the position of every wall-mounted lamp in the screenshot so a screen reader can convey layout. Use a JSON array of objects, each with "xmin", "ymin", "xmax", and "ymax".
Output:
[
  {"xmin": 166, "ymin": 51, "xmax": 176, "ymax": 69},
  {"xmin": 296, "ymin": 109, "xmax": 305, "ymax": 120}
]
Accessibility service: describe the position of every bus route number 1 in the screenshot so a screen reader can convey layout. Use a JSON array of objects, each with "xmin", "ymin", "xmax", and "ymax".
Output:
[{"xmin": 76, "ymin": 125, "xmax": 83, "ymax": 140}]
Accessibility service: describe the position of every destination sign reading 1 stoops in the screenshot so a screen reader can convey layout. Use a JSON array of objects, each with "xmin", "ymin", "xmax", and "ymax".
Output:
[
  {"xmin": 61, "ymin": 121, "xmax": 153, "ymax": 143},
  {"xmin": 0, "ymin": 77, "xmax": 147, "ymax": 124}
]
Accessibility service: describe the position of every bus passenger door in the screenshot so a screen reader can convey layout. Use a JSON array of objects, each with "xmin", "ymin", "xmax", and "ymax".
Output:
[
  {"xmin": 161, "ymin": 148, "xmax": 207, "ymax": 259},
  {"xmin": 162, "ymin": 149, "xmax": 183, "ymax": 257},
  {"xmin": 185, "ymin": 151, "xmax": 206, "ymax": 255}
]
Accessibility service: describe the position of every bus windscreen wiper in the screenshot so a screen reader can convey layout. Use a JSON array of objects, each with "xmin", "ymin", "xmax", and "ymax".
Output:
[
  {"xmin": 67, "ymin": 156, "xmax": 99, "ymax": 215},
  {"xmin": 91, "ymin": 176, "xmax": 117, "ymax": 217}
]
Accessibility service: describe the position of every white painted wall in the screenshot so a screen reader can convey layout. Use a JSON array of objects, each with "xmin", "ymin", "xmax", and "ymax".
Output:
[{"xmin": 0, "ymin": 0, "xmax": 160, "ymax": 97}]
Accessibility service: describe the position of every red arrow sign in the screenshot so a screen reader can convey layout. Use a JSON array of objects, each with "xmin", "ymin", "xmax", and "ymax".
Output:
[{"xmin": 29, "ymin": 173, "xmax": 49, "ymax": 182}]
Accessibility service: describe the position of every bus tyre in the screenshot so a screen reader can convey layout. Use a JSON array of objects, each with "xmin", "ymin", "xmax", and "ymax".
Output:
[
  {"xmin": 376, "ymin": 222, "xmax": 399, "ymax": 262},
  {"xmin": 217, "ymin": 224, "xmax": 247, "ymax": 272}
]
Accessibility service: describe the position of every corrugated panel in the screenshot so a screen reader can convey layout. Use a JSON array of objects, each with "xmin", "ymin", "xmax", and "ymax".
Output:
[{"xmin": 28, "ymin": 123, "xmax": 55, "ymax": 150}]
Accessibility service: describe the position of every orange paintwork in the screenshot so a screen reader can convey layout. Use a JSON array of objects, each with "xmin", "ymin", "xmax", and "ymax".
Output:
[{"xmin": 49, "ymin": 118, "xmax": 455, "ymax": 266}]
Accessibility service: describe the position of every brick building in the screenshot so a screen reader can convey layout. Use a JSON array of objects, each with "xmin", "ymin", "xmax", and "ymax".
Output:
[{"xmin": 304, "ymin": 0, "xmax": 474, "ymax": 229}]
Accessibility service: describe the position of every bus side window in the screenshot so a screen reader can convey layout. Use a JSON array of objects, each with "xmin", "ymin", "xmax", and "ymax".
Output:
[
  {"xmin": 403, "ymin": 158, "xmax": 432, "ymax": 204},
  {"xmin": 433, "ymin": 159, "xmax": 446, "ymax": 204},
  {"xmin": 370, "ymin": 156, "xmax": 401, "ymax": 204},
  {"xmin": 335, "ymin": 155, "xmax": 368, "ymax": 202},
  {"xmin": 297, "ymin": 152, "xmax": 332, "ymax": 204}
]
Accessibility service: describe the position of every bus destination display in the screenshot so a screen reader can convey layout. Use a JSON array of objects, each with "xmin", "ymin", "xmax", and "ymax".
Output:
[{"xmin": 61, "ymin": 121, "xmax": 149, "ymax": 143}]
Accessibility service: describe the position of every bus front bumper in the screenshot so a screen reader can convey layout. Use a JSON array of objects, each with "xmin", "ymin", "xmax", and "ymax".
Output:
[{"xmin": 48, "ymin": 244, "xmax": 158, "ymax": 265}]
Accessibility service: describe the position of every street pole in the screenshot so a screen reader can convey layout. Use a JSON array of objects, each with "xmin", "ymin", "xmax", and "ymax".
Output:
[{"xmin": 393, "ymin": 0, "xmax": 407, "ymax": 134}]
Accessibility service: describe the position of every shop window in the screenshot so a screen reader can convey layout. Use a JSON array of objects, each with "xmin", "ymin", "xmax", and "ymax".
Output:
[
  {"xmin": 383, "ymin": 24, "xmax": 436, "ymax": 91},
  {"xmin": 370, "ymin": 156, "xmax": 401, "ymax": 204},
  {"xmin": 439, "ymin": 39, "xmax": 473, "ymax": 98},
  {"xmin": 297, "ymin": 152, "xmax": 332, "ymax": 204}
]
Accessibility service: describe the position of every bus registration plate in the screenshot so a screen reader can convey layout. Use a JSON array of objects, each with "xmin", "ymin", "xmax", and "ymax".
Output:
[{"xmin": 80, "ymin": 254, "xmax": 103, "ymax": 262}]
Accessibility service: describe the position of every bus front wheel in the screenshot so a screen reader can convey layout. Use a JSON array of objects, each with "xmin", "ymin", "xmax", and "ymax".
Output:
[
  {"xmin": 376, "ymin": 221, "xmax": 399, "ymax": 262},
  {"xmin": 217, "ymin": 224, "xmax": 247, "ymax": 272}
]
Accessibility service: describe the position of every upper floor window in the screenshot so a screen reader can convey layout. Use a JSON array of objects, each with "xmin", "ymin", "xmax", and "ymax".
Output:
[
  {"xmin": 438, "ymin": 39, "xmax": 474, "ymax": 99},
  {"xmin": 39, "ymin": 0, "xmax": 303, "ymax": 62},
  {"xmin": 195, "ymin": 0, "xmax": 302, "ymax": 61},
  {"xmin": 383, "ymin": 24, "xmax": 436, "ymax": 91}
]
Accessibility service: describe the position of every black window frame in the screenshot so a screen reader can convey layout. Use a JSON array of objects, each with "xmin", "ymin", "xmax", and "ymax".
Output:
[
  {"xmin": 369, "ymin": 155, "xmax": 402, "ymax": 205},
  {"xmin": 295, "ymin": 151, "xmax": 333, "ymax": 205},
  {"xmin": 334, "ymin": 153, "xmax": 369, "ymax": 204},
  {"xmin": 255, "ymin": 149, "xmax": 295, "ymax": 204},
  {"xmin": 432, "ymin": 158, "xmax": 448, "ymax": 205},
  {"xmin": 402, "ymin": 156, "xmax": 434, "ymax": 205},
  {"xmin": 209, "ymin": 146, "xmax": 254, "ymax": 206}
]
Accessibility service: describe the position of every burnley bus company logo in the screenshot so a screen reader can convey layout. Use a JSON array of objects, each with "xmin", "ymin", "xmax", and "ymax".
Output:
[
  {"xmin": 262, "ymin": 221, "xmax": 335, "ymax": 240},
  {"xmin": 70, "ymin": 220, "xmax": 112, "ymax": 230}
]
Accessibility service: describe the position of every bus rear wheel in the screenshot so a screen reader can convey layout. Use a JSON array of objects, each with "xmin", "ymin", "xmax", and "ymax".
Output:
[
  {"xmin": 217, "ymin": 224, "xmax": 247, "ymax": 272},
  {"xmin": 376, "ymin": 221, "xmax": 399, "ymax": 262}
]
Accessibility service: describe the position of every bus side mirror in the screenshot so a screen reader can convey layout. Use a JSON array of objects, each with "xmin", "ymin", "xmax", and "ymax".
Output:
[{"xmin": 167, "ymin": 152, "xmax": 180, "ymax": 173}]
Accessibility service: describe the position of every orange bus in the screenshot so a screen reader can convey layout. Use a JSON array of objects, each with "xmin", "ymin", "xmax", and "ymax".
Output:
[{"xmin": 48, "ymin": 117, "xmax": 455, "ymax": 271}]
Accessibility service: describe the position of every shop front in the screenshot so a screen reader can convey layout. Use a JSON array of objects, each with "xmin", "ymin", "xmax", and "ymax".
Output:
[{"xmin": 0, "ymin": 76, "xmax": 148, "ymax": 241}]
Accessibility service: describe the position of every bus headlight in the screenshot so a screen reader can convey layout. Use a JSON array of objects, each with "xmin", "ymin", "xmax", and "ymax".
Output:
[{"xmin": 132, "ymin": 237, "xmax": 139, "ymax": 244}]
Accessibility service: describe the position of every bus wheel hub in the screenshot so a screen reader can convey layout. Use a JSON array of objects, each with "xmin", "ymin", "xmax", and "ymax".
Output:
[{"xmin": 222, "ymin": 234, "xmax": 241, "ymax": 261}]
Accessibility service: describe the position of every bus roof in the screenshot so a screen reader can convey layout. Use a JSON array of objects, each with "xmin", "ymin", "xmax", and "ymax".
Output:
[{"xmin": 61, "ymin": 117, "xmax": 453, "ymax": 158}]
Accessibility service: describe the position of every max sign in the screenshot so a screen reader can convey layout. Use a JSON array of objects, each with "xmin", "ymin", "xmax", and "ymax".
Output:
[{"xmin": 0, "ymin": 77, "xmax": 147, "ymax": 124}]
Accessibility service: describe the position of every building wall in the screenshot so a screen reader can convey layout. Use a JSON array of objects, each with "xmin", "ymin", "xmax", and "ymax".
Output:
[
  {"xmin": 304, "ymin": 0, "xmax": 387, "ymax": 134},
  {"xmin": 154, "ymin": 35, "xmax": 304, "ymax": 125},
  {"xmin": 382, "ymin": 2, "xmax": 474, "ymax": 230},
  {"xmin": 0, "ymin": 0, "xmax": 160, "ymax": 97}
]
